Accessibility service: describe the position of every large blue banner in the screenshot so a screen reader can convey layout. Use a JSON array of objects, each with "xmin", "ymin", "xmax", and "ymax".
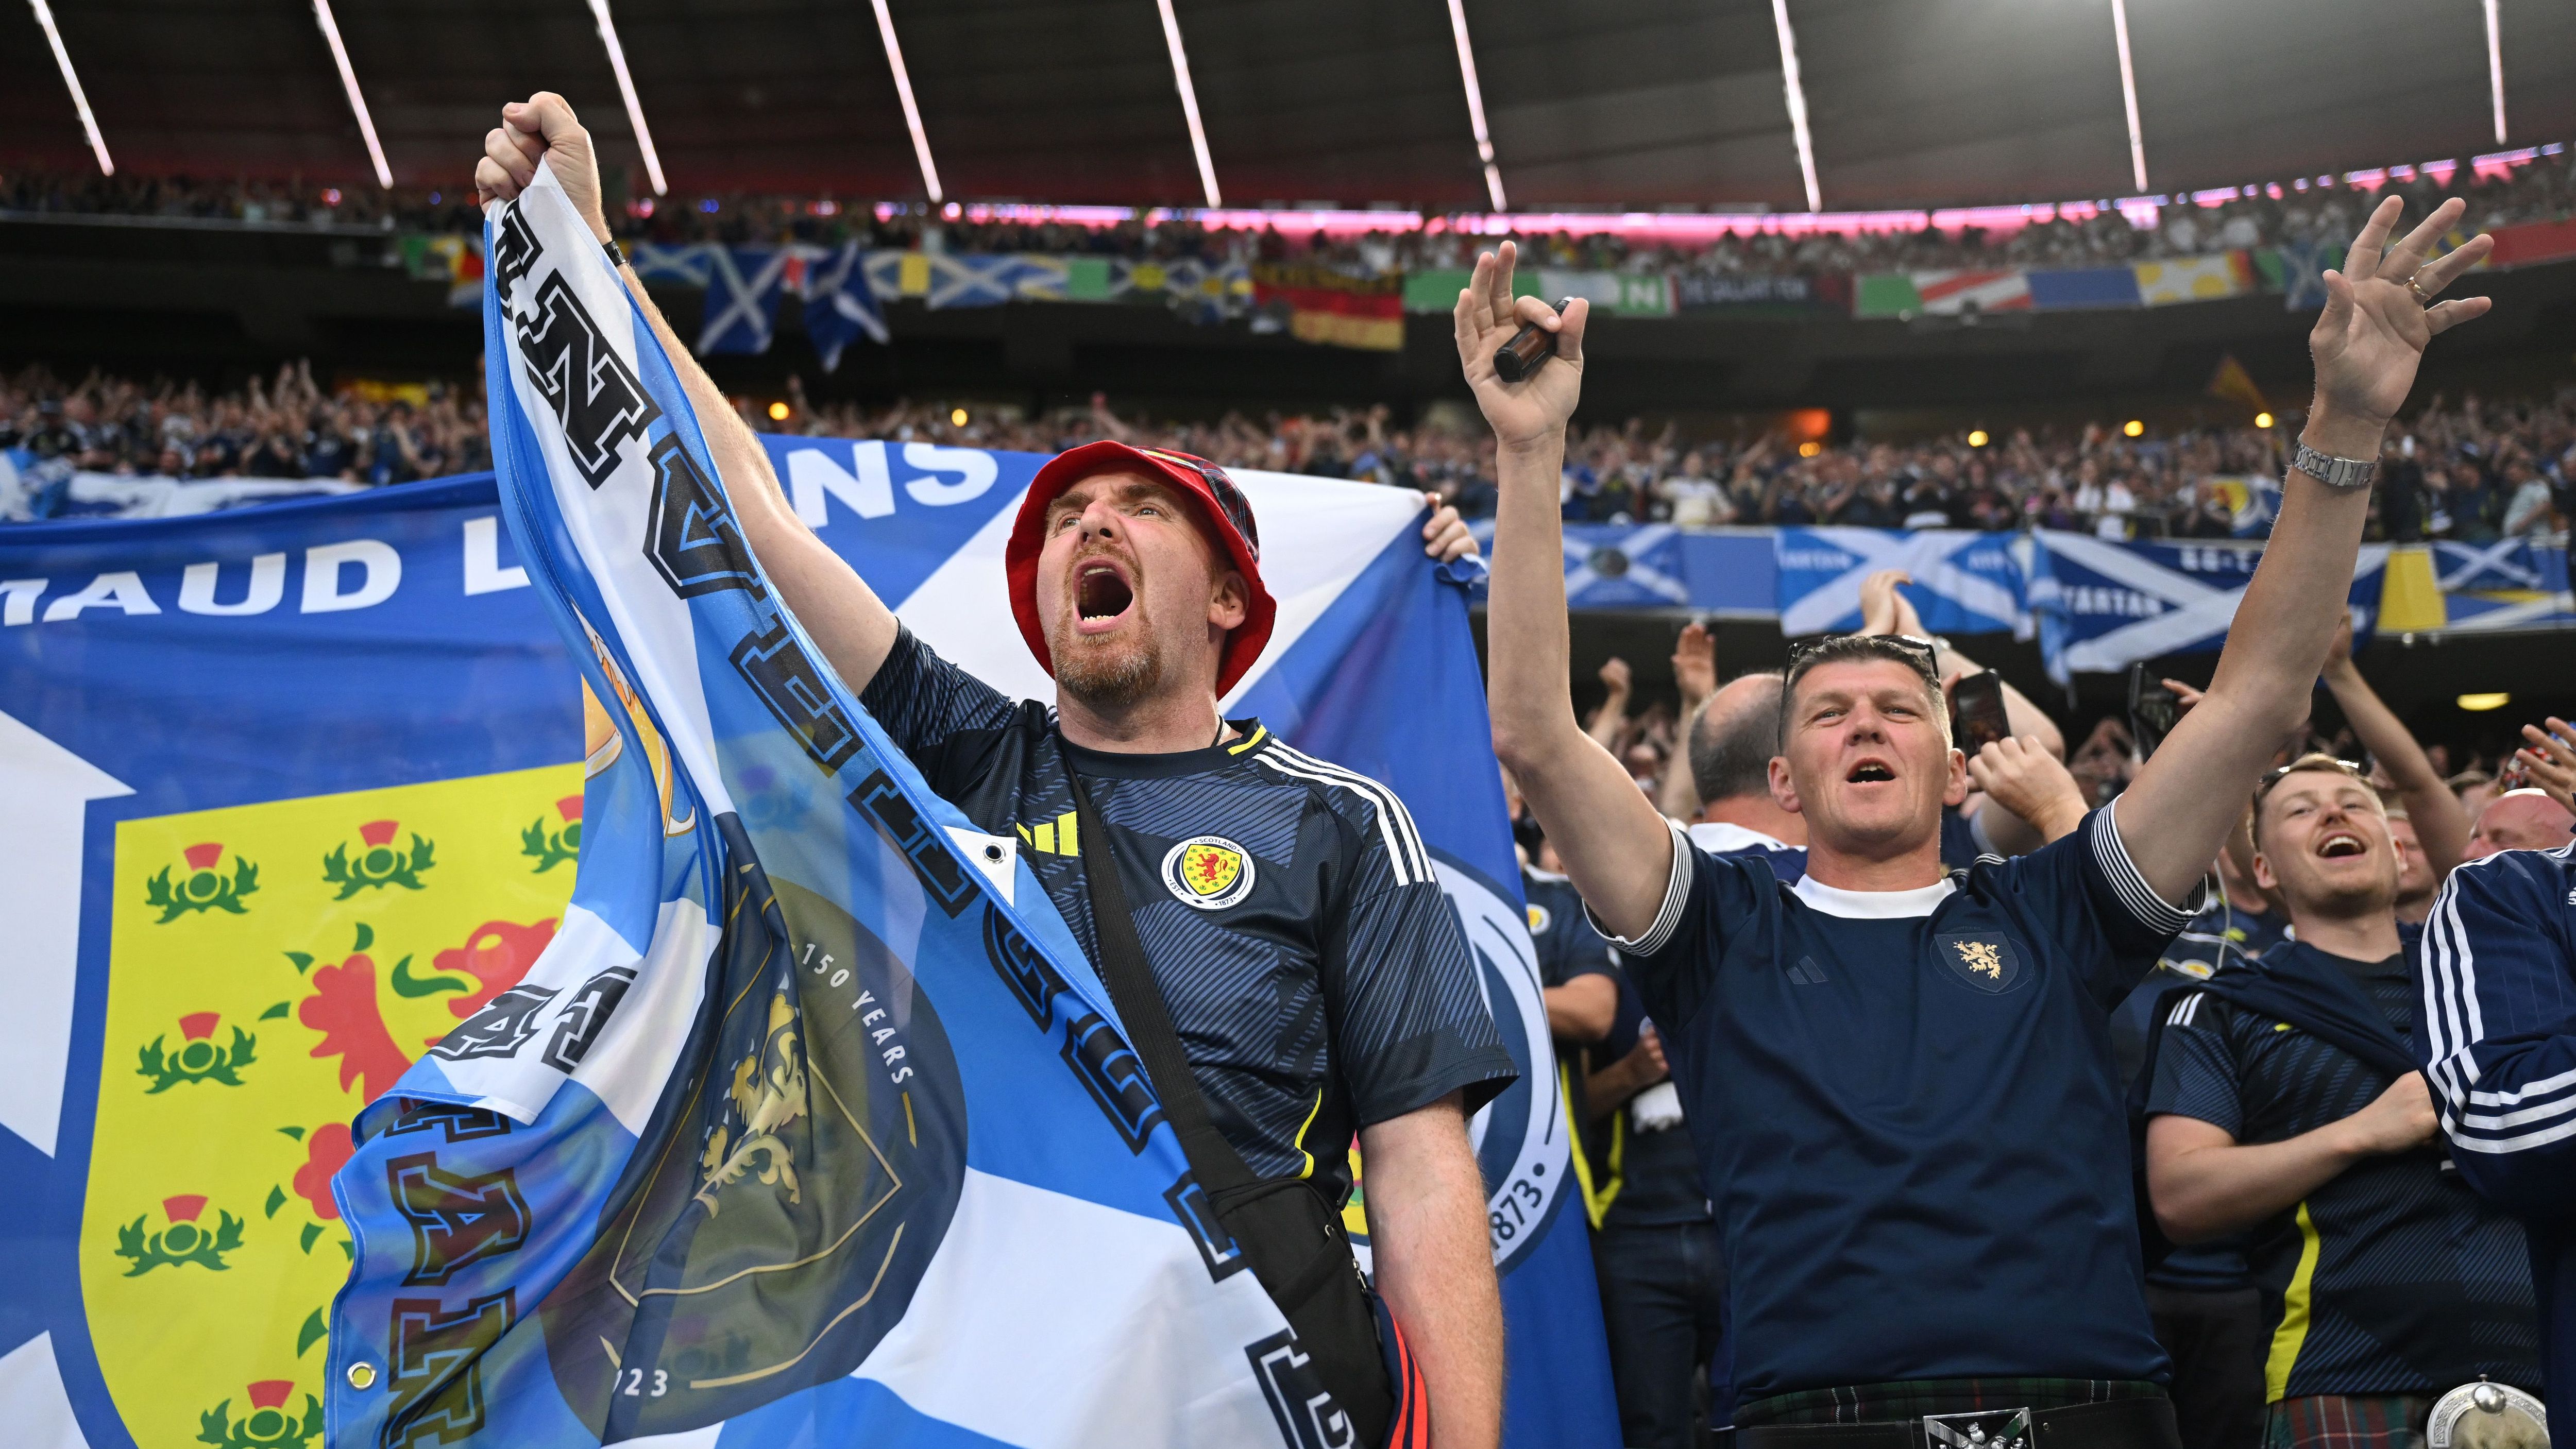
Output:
[
  {"xmin": 2026, "ymin": 533, "xmax": 2390, "ymax": 683},
  {"xmin": 0, "ymin": 215, "xmax": 1615, "ymax": 1449}
]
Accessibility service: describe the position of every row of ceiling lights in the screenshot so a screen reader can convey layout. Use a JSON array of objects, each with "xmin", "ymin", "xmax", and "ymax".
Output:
[{"xmin": 18, "ymin": 0, "xmax": 2527, "ymax": 212}]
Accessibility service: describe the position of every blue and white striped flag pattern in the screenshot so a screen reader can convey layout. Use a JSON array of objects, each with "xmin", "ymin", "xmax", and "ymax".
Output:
[{"xmin": 324, "ymin": 161, "xmax": 1306, "ymax": 1449}]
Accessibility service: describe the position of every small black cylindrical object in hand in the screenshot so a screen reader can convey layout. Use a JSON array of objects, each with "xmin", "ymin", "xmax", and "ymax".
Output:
[{"xmin": 1492, "ymin": 298, "xmax": 1578, "ymax": 383}]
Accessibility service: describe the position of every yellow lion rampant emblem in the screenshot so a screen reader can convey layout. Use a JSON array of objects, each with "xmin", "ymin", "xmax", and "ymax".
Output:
[{"xmin": 1954, "ymin": 939, "xmax": 2006, "ymax": 980}]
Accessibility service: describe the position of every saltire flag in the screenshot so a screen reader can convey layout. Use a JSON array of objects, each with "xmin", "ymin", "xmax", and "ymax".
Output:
[
  {"xmin": 1909, "ymin": 269, "xmax": 2031, "ymax": 315},
  {"xmin": 310, "ymin": 160, "xmax": 1620, "ymax": 1448},
  {"xmin": 328, "ymin": 162, "xmax": 1301, "ymax": 1448},
  {"xmin": 804, "ymin": 241, "xmax": 889, "ymax": 372},
  {"xmin": 1772, "ymin": 527, "xmax": 2029, "ymax": 638},
  {"xmin": 695, "ymin": 246, "xmax": 789, "ymax": 355},
  {"xmin": 2026, "ymin": 532, "xmax": 2388, "ymax": 681}
]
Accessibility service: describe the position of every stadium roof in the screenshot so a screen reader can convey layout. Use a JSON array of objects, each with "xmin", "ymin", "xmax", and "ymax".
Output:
[{"xmin": 6, "ymin": 0, "xmax": 2573, "ymax": 212}]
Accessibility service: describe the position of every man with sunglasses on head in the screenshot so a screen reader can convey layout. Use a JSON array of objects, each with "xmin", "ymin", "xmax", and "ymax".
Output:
[
  {"xmin": 2141, "ymin": 756, "xmax": 2536, "ymax": 1448},
  {"xmin": 1467, "ymin": 193, "xmax": 2495, "ymax": 1447}
]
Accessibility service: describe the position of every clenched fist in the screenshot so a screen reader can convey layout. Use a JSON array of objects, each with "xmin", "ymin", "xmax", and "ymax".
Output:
[{"xmin": 474, "ymin": 92, "xmax": 611, "ymax": 245}]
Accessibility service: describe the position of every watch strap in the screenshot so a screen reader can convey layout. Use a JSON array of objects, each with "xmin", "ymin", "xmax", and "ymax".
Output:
[
  {"xmin": 2287, "ymin": 440, "xmax": 2376, "ymax": 491},
  {"xmin": 602, "ymin": 236, "xmax": 628, "ymax": 270}
]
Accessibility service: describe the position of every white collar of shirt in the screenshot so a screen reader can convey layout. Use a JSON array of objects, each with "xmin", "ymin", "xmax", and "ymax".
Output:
[
  {"xmin": 1686, "ymin": 820, "xmax": 1793, "ymax": 855},
  {"xmin": 1791, "ymin": 874, "xmax": 1957, "ymax": 919}
]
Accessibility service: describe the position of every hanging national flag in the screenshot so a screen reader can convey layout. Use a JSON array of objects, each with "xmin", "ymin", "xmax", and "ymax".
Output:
[
  {"xmin": 2131, "ymin": 250, "xmax": 2257, "ymax": 306},
  {"xmin": 1852, "ymin": 272, "xmax": 1923, "ymax": 318},
  {"xmin": 696, "ymin": 246, "xmax": 790, "ymax": 354},
  {"xmin": 2025, "ymin": 266, "xmax": 2142, "ymax": 311},
  {"xmin": 803, "ymin": 241, "xmax": 888, "ymax": 372},
  {"xmin": 1252, "ymin": 264, "xmax": 1404, "ymax": 350},
  {"xmin": 1909, "ymin": 269, "xmax": 2031, "ymax": 315},
  {"xmin": 1773, "ymin": 528, "xmax": 2029, "ymax": 638},
  {"xmin": 2026, "ymin": 532, "xmax": 2388, "ymax": 681}
]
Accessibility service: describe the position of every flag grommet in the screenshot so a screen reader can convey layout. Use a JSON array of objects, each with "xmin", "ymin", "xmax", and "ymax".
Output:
[{"xmin": 345, "ymin": 1361, "xmax": 376, "ymax": 1390}]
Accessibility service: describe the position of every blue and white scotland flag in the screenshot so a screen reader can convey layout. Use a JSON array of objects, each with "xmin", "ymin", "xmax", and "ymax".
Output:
[
  {"xmin": 694, "ymin": 245, "xmax": 789, "ymax": 355},
  {"xmin": 805, "ymin": 241, "xmax": 890, "ymax": 372},
  {"xmin": 1773, "ymin": 527, "xmax": 2029, "ymax": 637},
  {"xmin": 326, "ymin": 162, "xmax": 1305, "ymax": 1449},
  {"xmin": 2026, "ymin": 532, "xmax": 2389, "ymax": 681}
]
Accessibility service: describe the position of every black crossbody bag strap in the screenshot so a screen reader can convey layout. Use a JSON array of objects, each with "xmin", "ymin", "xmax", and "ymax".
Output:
[
  {"xmin": 1064, "ymin": 768, "xmax": 1257, "ymax": 1192},
  {"xmin": 1063, "ymin": 768, "xmax": 1399, "ymax": 1447}
]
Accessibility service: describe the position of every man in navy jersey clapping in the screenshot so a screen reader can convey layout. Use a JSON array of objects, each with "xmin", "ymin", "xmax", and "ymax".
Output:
[{"xmin": 1464, "ymin": 191, "xmax": 2496, "ymax": 1448}]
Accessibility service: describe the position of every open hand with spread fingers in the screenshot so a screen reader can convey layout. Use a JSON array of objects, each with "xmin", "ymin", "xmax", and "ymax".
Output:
[
  {"xmin": 2305, "ymin": 195, "xmax": 2493, "ymax": 453},
  {"xmin": 1453, "ymin": 240, "xmax": 1588, "ymax": 453}
]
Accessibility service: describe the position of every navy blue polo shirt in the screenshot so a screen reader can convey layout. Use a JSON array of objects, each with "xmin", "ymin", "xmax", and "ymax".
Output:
[{"xmin": 1607, "ymin": 802, "xmax": 2197, "ymax": 1402}]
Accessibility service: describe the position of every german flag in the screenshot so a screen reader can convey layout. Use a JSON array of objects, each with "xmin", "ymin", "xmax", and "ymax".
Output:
[{"xmin": 1253, "ymin": 263, "xmax": 1404, "ymax": 351}]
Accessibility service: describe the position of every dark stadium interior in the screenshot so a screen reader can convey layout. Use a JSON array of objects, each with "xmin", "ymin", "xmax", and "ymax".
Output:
[{"xmin": 8, "ymin": 0, "xmax": 2575, "ymax": 207}]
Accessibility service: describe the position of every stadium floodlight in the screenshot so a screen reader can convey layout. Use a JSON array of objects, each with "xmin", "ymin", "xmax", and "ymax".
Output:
[
  {"xmin": 27, "ymin": 0, "xmax": 112, "ymax": 176},
  {"xmin": 1769, "ymin": 0, "xmax": 1821, "ymax": 213},
  {"xmin": 1155, "ymin": 0, "xmax": 1223, "ymax": 208},
  {"xmin": 2483, "ymin": 0, "xmax": 2506, "ymax": 145},
  {"xmin": 585, "ymin": 0, "xmax": 669, "ymax": 196},
  {"xmin": 2109, "ymin": 0, "xmax": 2148, "ymax": 193},
  {"xmin": 1444, "ymin": 0, "xmax": 1507, "ymax": 211},
  {"xmin": 868, "ymin": 0, "xmax": 943, "ymax": 203},
  {"xmin": 309, "ymin": 0, "xmax": 392, "ymax": 189}
]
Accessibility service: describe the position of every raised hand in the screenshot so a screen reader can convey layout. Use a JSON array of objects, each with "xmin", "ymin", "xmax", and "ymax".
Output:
[
  {"xmin": 1453, "ymin": 241, "xmax": 1588, "ymax": 452},
  {"xmin": 2515, "ymin": 717, "xmax": 2576, "ymax": 818},
  {"xmin": 475, "ymin": 93, "xmax": 611, "ymax": 244},
  {"xmin": 2307, "ymin": 196, "xmax": 2493, "ymax": 452},
  {"xmin": 1671, "ymin": 621, "xmax": 1717, "ymax": 707},
  {"xmin": 1598, "ymin": 656, "xmax": 1632, "ymax": 697}
]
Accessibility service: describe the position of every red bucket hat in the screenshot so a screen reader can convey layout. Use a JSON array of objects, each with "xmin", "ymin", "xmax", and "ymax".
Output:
[{"xmin": 1004, "ymin": 441, "xmax": 1277, "ymax": 697}]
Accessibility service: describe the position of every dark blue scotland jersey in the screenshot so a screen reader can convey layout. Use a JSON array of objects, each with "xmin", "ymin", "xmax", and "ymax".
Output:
[
  {"xmin": 1608, "ymin": 802, "xmax": 2196, "ymax": 1405},
  {"xmin": 2418, "ymin": 841, "xmax": 2576, "ymax": 1402},
  {"xmin": 863, "ymin": 627, "xmax": 1516, "ymax": 1203},
  {"xmin": 2148, "ymin": 936, "xmax": 2537, "ymax": 1399}
]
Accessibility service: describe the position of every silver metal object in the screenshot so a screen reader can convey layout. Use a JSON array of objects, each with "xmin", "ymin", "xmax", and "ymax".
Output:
[
  {"xmin": 2287, "ymin": 440, "xmax": 2378, "ymax": 491},
  {"xmin": 2429, "ymin": 1377, "xmax": 2549, "ymax": 1448},
  {"xmin": 1923, "ymin": 1407, "xmax": 2030, "ymax": 1449}
]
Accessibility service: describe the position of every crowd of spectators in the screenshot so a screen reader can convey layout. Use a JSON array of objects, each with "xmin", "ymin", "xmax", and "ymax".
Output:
[
  {"xmin": 0, "ymin": 362, "xmax": 490, "ymax": 485},
  {"xmin": 781, "ymin": 382, "xmax": 2576, "ymax": 544},
  {"xmin": 7, "ymin": 143, "xmax": 2569, "ymax": 282},
  {"xmin": 7, "ymin": 360, "xmax": 2568, "ymax": 545}
]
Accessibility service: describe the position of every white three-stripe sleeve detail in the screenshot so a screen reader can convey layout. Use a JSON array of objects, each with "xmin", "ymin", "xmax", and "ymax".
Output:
[
  {"xmin": 1269, "ymin": 744, "xmax": 1433, "ymax": 881},
  {"xmin": 1252, "ymin": 747, "xmax": 1421, "ymax": 887}
]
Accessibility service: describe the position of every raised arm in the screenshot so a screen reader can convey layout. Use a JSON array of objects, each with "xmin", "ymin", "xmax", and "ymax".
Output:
[
  {"xmin": 2319, "ymin": 612, "xmax": 2470, "ymax": 876},
  {"xmin": 1462, "ymin": 243, "xmax": 1673, "ymax": 940},
  {"xmin": 2116, "ymin": 196, "xmax": 2493, "ymax": 902},
  {"xmin": 477, "ymin": 94, "xmax": 904, "ymax": 694}
]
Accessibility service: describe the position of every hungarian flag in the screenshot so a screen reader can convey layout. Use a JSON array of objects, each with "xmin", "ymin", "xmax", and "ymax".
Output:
[{"xmin": 1253, "ymin": 263, "xmax": 1405, "ymax": 351}]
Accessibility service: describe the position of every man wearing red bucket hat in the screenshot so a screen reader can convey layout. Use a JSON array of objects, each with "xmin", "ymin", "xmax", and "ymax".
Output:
[{"xmin": 477, "ymin": 91, "xmax": 1514, "ymax": 1449}]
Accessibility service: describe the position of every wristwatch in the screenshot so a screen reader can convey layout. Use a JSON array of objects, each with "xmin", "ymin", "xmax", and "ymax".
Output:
[{"xmin": 2286, "ymin": 440, "xmax": 2377, "ymax": 491}]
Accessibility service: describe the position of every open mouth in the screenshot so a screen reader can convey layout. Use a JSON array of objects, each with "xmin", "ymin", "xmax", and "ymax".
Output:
[
  {"xmin": 1846, "ymin": 760, "xmax": 1897, "ymax": 785},
  {"xmin": 1075, "ymin": 560, "xmax": 1135, "ymax": 632},
  {"xmin": 2317, "ymin": 830, "xmax": 2368, "ymax": 859}
]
